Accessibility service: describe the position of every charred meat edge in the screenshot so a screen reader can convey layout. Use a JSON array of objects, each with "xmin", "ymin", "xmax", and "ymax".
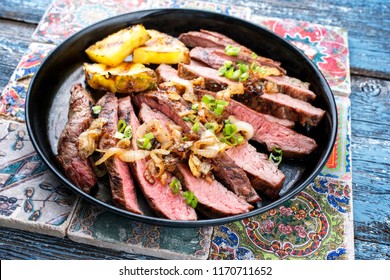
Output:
[{"xmin": 57, "ymin": 83, "xmax": 97, "ymax": 193}]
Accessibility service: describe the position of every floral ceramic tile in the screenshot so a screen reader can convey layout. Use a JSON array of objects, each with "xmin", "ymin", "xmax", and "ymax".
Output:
[
  {"xmin": 0, "ymin": 43, "xmax": 55, "ymax": 122},
  {"xmin": 67, "ymin": 199, "xmax": 213, "ymax": 259},
  {"xmin": 147, "ymin": 0, "xmax": 251, "ymax": 20},
  {"xmin": 209, "ymin": 176, "xmax": 354, "ymax": 260},
  {"xmin": 252, "ymin": 15, "xmax": 351, "ymax": 97},
  {"xmin": 320, "ymin": 96, "xmax": 352, "ymax": 180},
  {"xmin": 0, "ymin": 119, "xmax": 78, "ymax": 237},
  {"xmin": 32, "ymin": 0, "xmax": 148, "ymax": 44}
]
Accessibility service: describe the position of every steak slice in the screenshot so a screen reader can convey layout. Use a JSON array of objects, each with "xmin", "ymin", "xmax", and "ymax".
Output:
[
  {"xmin": 138, "ymin": 101, "xmax": 261, "ymax": 204},
  {"xmin": 97, "ymin": 93, "xmax": 142, "ymax": 214},
  {"xmin": 225, "ymin": 142, "xmax": 285, "ymax": 199},
  {"xmin": 158, "ymin": 64, "xmax": 293, "ymax": 128},
  {"xmin": 174, "ymin": 163, "xmax": 253, "ymax": 218},
  {"xmin": 57, "ymin": 83, "xmax": 97, "ymax": 193},
  {"xmin": 179, "ymin": 30, "xmax": 284, "ymax": 71},
  {"xmin": 190, "ymin": 48, "xmax": 312, "ymax": 101},
  {"xmin": 124, "ymin": 96, "xmax": 197, "ymax": 220},
  {"xmin": 195, "ymin": 89, "xmax": 318, "ymax": 158},
  {"xmin": 190, "ymin": 47, "xmax": 285, "ymax": 75},
  {"xmin": 179, "ymin": 63, "xmax": 325, "ymax": 127},
  {"xmin": 178, "ymin": 62, "xmax": 244, "ymax": 94},
  {"xmin": 264, "ymin": 75, "xmax": 316, "ymax": 102},
  {"xmin": 235, "ymin": 92, "xmax": 325, "ymax": 127}
]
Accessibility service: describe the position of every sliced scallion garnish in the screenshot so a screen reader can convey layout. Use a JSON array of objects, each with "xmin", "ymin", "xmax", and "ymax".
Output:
[{"xmin": 91, "ymin": 105, "xmax": 102, "ymax": 115}]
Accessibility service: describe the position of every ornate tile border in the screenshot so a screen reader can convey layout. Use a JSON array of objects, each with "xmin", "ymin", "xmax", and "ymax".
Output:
[
  {"xmin": 252, "ymin": 15, "xmax": 351, "ymax": 97},
  {"xmin": 67, "ymin": 199, "xmax": 213, "ymax": 260},
  {"xmin": 0, "ymin": 43, "xmax": 55, "ymax": 122},
  {"xmin": 0, "ymin": 119, "xmax": 78, "ymax": 238},
  {"xmin": 32, "ymin": 0, "xmax": 149, "ymax": 44},
  {"xmin": 209, "ymin": 176, "xmax": 354, "ymax": 260}
]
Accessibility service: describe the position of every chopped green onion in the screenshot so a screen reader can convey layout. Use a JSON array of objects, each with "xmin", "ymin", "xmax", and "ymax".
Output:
[
  {"xmin": 169, "ymin": 177, "xmax": 181, "ymax": 195},
  {"xmin": 144, "ymin": 132, "xmax": 155, "ymax": 140},
  {"xmin": 224, "ymin": 60, "xmax": 233, "ymax": 68},
  {"xmin": 269, "ymin": 147, "xmax": 283, "ymax": 166},
  {"xmin": 214, "ymin": 104, "xmax": 225, "ymax": 116},
  {"xmin": 238, "ymin": 63, "xmax": 248, "ymax": 73},
  {"xmin": 236, "ymin": 135, "xmax": 245, "ymax": 144},
  {"xmin": 215, "ymin": 100, "xmax": 229, "ymax": 107},
  {"xmin": 205, "ymin": 122, "xmax": 219, "ymax": 131},
  {"xmin": 137, "ymin": 132, "xmax": 154, "ymax": 150},
  {"xmin": 251, "ymin": 52, "xmax": 258, "ymax": 58},
  {"xmin": 114, "ymin": 131, "xmax": 124, "ymax": 139},
  {"xmin": 192, "ymin": 121, "xmax": 200, "ymax": 133},
  {"xmin": 91, "ymin": 105, "xmax": 102, "ymax": 115},
  {"xmin": 239, "ymin": 71, "xmax": 250, "ymax": 82},
  {"xmin": 123, "ymin": 126, "xmax": 132, "ymax": 139},
  {"xmin": 182, "ymin": 191, "xmax": 198, "ymax": 208},
  {"xmin": 250, "ymin": 62, "xmax": 257, "ymax": 70},
  {"xmin": 182, "ymin": 136, "xmax": 188, "ymax": 141},
  {"xmin": 218, "ymin": 66, "xmax": 228, "ymax": 76},
  {"xmin": 201, "ymin": 94, "xmax": 215, "ymax": 105},
  {"xmin": 223, "ymin": 123, "xmax": 237, "ymax": 136},
  {"xmin": 183, "ymin": 116, "xmax": 190, "ymax": 122},
  {"xmin": 191, "ymin": 103, "xmax": 199, "ymax": 111},
  {"xmin": 117, "ymin": 120, "xmax": 127, "ymax": 133},
  {"xmin": 225, "ymin": 45, "xmax": 240, "ymax": 56}
]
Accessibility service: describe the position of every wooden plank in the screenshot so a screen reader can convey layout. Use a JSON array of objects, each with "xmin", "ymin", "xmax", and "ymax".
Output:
[
  {"xmin": 232, "ymin": 0, "xmax": 390, "ymax": 78},
  {"xmin": 350, "ymin": 75, "xmax": 390, "ymax": 259},
  {"xmin": 0, "ymin": 19, "xmax": 36, "ymax": 90},
  {"xmin": 0, "ymin": 0, "xmax": 52, "ymax": 24},
  {"xmin": 355, "ymin": 240, "xmax": 390, "ymax": 260},
  {"xmin": 0, "ymin": 226, "xmax": 157, "ymax": 260}
]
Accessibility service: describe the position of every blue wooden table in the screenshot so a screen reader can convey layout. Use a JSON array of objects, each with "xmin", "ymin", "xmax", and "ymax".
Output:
[{"xmin": 0, "ymin": 0, "xmax": 389, "ymax": 260}]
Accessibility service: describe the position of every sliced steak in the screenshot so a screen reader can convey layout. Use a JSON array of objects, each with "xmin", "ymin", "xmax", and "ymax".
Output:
[
  {"xmin": 179, "ymin": 63, "xmax": 325, "ymax": 127},
  {"xmin": 57, "ymin": 83, "xmax": 97, "ymax": 193},
  {"xmin": 225, "ymin": 142, "xmax": 285, "ymax": 199},
  {"xmin": 132, "ymin": 91, "xmax": 192, "ymax": 133},
  {"xmin": 190, "ymin": 47, "xmax": 285, "ymax": 75},
  {"xmin": 97, "ymin": 93, "xmax": 142, "ymax": 214},
  {"xmin": 179, "ymin": 30, "xmax": 284, "ymax": 71},
  {"xmin": 235, "ymin": 92, "xmax": 325, "ymax": 127},
  {"xmin": 262, "ymin": 114, "xmax": 295, "ymax": 128},
  {"xmin": 138, "ymin": 100, "xmax": 261, "ymax": 204},
  {"xmin": 124, "ymin": 96, "xmax": 197, "ymax": 220},
  {"xmin": 178, "ymin": 62, "xmax": 244, "ymax": 94},
  {"xmin": 174, "ymin": 163, "xmax": 253, "ymax": 218},
  {"xmin": 263, "ymin": 75, "xmax": 316, "ymax": 102},
  {"xmin": 195, "ymin": 89, "xmax": 318, "ymax": 158}
]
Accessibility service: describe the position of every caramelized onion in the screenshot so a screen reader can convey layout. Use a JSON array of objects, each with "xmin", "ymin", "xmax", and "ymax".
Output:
[
  {"xmin": 95, "ymin": 148, "xmax": 150, "ymax": 165},
  {"xmin": 78, "ymin": 118, "xmax": 107, "ymax": 158},
  {"xmin": 228, "ymin": 116, "xmax": 254, "ymax": 140}
]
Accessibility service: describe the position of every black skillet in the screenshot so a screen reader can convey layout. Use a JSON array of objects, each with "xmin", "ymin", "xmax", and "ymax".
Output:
[{"xmin": 26, "ymin": 9, "xmax": 337, "ymax": 227}]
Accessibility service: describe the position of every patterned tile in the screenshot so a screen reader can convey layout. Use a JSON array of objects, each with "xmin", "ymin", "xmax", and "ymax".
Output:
[
  {"xmin": 0, "ymin": 43, "xmax": 55, "ymax": 122},
  {"xmin": 147, "ymin": 0, "xmax": 251, "ymax": 20},
  {"xmin": 321, "ymin": 96, "xmax": 352, "ymax": 180},
  {"xmin": 32, "ymin": 0, "xmax": 148, "ymax": 44},
  {"xmin": 0, "ymin": 119, "xmax": 78, "ymax": 237},
  {"xmin": 252, "ymin": 15, "xmax": 351, "ymax": 97},
  {"xmin": 67, "ymin": 199, "xmax": 213, "ymax": 259},
  {"xmin": 209, "ymin": 176, "xmax": 354, "ymax": 260}
]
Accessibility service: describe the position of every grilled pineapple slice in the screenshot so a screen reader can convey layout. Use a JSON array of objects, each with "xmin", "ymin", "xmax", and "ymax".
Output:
[
  {"xmin": 85, "ymin": 24, "xmax": 150, "ymax": 67},
  {"xmin": 84, "ymin": 62, "xmax": 157, "ymax": 94},
  {"xmin": 133, "ymin": 30, "xmax": 190, "ymax": 65}
]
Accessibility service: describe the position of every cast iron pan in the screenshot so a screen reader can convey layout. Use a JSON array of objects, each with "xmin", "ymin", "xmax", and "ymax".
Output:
[{"xmin": 26, "ymin": 9, "xmax": 337, "ymax": 227}]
